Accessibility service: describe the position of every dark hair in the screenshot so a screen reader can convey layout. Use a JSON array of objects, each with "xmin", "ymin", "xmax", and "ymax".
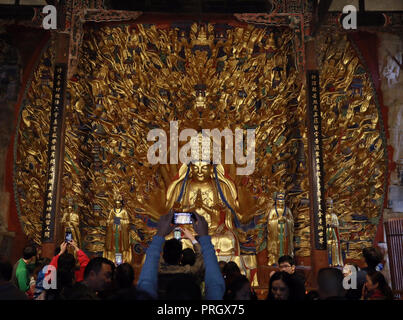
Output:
[
  {"xmin": 181, "ymin": 248, "xmax": 196, "ymax": 266},
  {"xmin": 223, "ymin": 261, "xmax": 241, "ymax": 275},
  {"xmin": 224, "ymin": 275, "xmax": 255, "ymax": 300},
  {"xmin": 218, "ymin": 261, "xmax": 227, "ymax": 273},
  {"xmin": 33, "ymin": 257, "xmax": 51, "ymax": 279},
  {"xmin": 362, "ymin": 247, "xmax": 383, "ymax": 271},
  {"xmin": 0, "ymin": 256, "xmax": 12, "ymax": 281},
  {"xmin": 266, "ymin": 271, "xmax": 305, "ymax": 301},
  {"xmin": 45, "ymin": 253, "xmax": 76, "ymax": 300},
  {"xmin": 162, "ymin": 239, "xmax": 182, "ymax": 265},
  {"xmin": 367, "ymin": 271, "xmax": 394, "ymax": 300},
  {"xmin": 305, "ymin": 290, "xmax": 320, "ymax": 301},
  {"xmin": 317, "ymin": 268, "xmax": 345, "ymax": 298},
  {"xmin": 57, "ymin": 253, "xmax": 77, "ymax": 288},
  {"xmin": 115, "ymin": 263, "xmax": 134, "ymax": 289},
  {"xmin": 23, "ymin": 245, "xmax": 37, "ymax": 260},
  {"xmin": 278, "ymin": 255, "xmax": 295, "ymax": 266},
  {"xmin": 84, "ymin": 257, "xmax": 115, "ymax": 279},
  {"xmin": 165, "ymin": 273, "xmax": 201, "ymax": 300}
]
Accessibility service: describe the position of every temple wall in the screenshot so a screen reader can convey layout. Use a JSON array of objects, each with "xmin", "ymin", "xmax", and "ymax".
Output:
[{"xmin": 378, "ymin": 32, "xmax": 403, "ymax": 213}]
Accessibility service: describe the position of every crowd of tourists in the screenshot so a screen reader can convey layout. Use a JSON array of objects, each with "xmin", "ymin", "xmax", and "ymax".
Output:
[{"xmin": 0, "ymin": 211, "xmax": 395, "ymax": 300}]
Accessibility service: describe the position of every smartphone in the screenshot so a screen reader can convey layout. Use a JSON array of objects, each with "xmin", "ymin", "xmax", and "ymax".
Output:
[
  {"xmin": 115, "ymin": 253, "xmax": 123, "ymax": 266},
  {"xmin": 174, "ymin": 227, "xmax": 181, "ymax": 240},
  {"xmin": 172, "ymin": 212, "xmax": 194, "ymax": 225},
  {"xmin": 65, "ymin": 230, "xmax": 72, "ymax": 242}
]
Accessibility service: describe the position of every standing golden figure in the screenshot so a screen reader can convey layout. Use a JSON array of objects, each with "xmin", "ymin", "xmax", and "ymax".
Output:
[
  {"xmin": 267, "ymin": 191, "xmax": 294, "ymax": 266},
  {"xmin": 61, "ymin": 202, "xmax": 81, "ymax": 248},
  {"xmin": 166, "ymin": 160, "xmax": 259, "ymax": 284},
  {"xmin": 326, "ymin": 198, "xmax": 343, "ymax": 266},
  {"xmin": 104, "ymin": 193, "xmax": 132, "ymax": 264}
]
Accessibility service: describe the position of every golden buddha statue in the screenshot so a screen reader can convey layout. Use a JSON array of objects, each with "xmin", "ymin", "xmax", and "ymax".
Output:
[
  {"xmin": 104, "ymin": 193, "xmax": 132, "ymax": 264},
  {"xmin": 326, "ymin": 198, "xmax": 343, "ymax": 266},
  {"xmin": 61, "ymin": 202, "xmax": 81, "ymax": 248},
  {"xmin": 166, "ymin": 160, "xmax": 259, "ymax": 285},
  {"xmin": 267, "ymin": 191, "xmax": 294, "ymax": 266}
]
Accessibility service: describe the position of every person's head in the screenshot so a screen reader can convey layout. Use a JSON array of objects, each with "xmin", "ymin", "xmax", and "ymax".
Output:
[
  {"xmin": 267, "ymin": 271, "xmax": 291, "ymax": 300},
  {"xmin": 366, "ymin": 271, "xmax": 393, "ymax": 300},
  {"xmin": 224, "ymin": 275, "xmax": 253, "ymax": 300},
  {"xmin": 162, "ymin": 238, "xmax": 182, "ymax": 265},
  {"xmin": 278, "ymin": 255, "xmax": 296, "ymax": 274},
  {"xmin": 223, "ymin": 261, "xmax": 241, "ymax": 276},
  {"xmin": 57, "ymin": 253, "xmax": 77, "ymax": 288},
  {"xmin": 22, "ymin": 245, "xmax": 37, "ymax": 263},
  {"xmin": 0, "ymin": 256, "xmax": 12, "ymax": 282},
  {"xmin": 223, "ymin": 261, "xmax": 241, "ymax": 285},
  {"xmin": 84, "ymin": 257, "xmax": 114, "ymax": 292},
  {"xmin": 218, "ymin": 261, "xmax": 227, "ymax": 274},
  {"xmin": 267, "ymin": 271, "xmax": 305, "ymax": 301},
  {"xmin": 181, "ymin": 248, "xmax": 196, "ymax": 266},
  {"xmin": 305, "ymin": 290, "xmax": 320, "ymax": 301},
  {"xmin": 342, "ymin": 263, "xmax": 359, "ymax": 278},
  {"xmin": 362, "ymin": 247, "xmax": 383, "ymax": 271},
  {"xmin": 33, "ymin": 257, "xmax": 51, "ymax": 279},
  {"xmin": 317, "ymin": 267, "xmax": 345, "ymax": 299},
  {"xmin": 165, "ymin": 274, "xmax": 201, "ymax": 300},
  {"xmin": 115, "ymin": 263, "xmax": 134, "ymax": 289}
]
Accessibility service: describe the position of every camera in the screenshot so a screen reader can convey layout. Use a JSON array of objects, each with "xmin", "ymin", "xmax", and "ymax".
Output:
[{"xmin": 172, "ymin": 212, "xmax": 195, "ymax": 224}]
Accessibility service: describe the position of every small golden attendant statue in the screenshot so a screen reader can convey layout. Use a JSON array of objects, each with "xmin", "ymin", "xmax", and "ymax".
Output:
[
  {"xmin": 104, "ymin": 193, "xmax": 132, "ymax": 264},
  {"xmin": 326, "ymin": 198, "xmax": 343, "ymax": 266},
  {"xmin": 61, "ymin": 202, "xmax": 81, "ymax": 248},
  {"xmin": 267, "ymin": 191, "xmax": 294, "ymax": 266}
]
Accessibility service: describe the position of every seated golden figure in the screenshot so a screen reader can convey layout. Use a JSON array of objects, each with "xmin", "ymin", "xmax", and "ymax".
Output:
[
  {"xmin": 166, "ymin": 161, "xmax": 258, "ymax": 284},
  {"xmin": 104, "ymin": 194, "xmax": 132, "ymax": 264}
]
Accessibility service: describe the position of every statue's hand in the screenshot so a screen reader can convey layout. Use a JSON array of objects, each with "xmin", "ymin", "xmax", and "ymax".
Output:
[
  {"xmin": 194, "ymin": 198, "xmax": 203, "ymax": 210},
  {"xmin": 215, "ymin": 223, "xmax": 224, "ymax": 234},
  {"xmin": 213, "ymin": 202, "xmax": 226, "ymax": 212},
  {"xmin": 194, "ymin": 190, "xmax": 204, "ymax": 209}
]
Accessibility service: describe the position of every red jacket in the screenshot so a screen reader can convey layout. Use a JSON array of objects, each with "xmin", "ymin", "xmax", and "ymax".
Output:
[{"xmin": 50, "ymin": 250, "xmax": 90, "ymax": 282}]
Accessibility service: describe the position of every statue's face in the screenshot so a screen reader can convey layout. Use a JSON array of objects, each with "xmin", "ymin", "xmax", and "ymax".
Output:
[{"xmin": 190, "ymin": 162, "xmax": 212, "ymax": 182}]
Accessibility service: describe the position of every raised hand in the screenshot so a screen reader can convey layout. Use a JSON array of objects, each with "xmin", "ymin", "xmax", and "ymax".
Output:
[
  {"xmin": 192, "ymin": 212, "xmax": 209, "ymax": 237},
  {"xmin": 59, "ymin": 241, "xmax": 68, "ymax": 255},
  {"xmin": 181, "ymin": 226, "xmax": 196, "ymax": 242},
  {"xmin": 156, "ymin": 209, "xmax": 175, "ymax": 237}
]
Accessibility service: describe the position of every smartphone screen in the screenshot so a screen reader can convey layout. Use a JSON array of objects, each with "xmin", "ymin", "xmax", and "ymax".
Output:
[
  {"xmin": 65, "ymin": 231, "xmax": 72, "ymax": 242},
  {"xmin": 173, "ymin": 212, "xmax": 193, "ymax": 224},
  {"xmin": 115, "ymin": 253, "xmax": 122, "ymax": 265},
  {"xmin": 174, "ymin": 228, "xmax": 181, "ymax": 240}
]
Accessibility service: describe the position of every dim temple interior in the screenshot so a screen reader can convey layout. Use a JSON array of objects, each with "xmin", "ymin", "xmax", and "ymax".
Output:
[{"xmin": 0, "ymin": 0, "xmax": 403, "ymax": 304}]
